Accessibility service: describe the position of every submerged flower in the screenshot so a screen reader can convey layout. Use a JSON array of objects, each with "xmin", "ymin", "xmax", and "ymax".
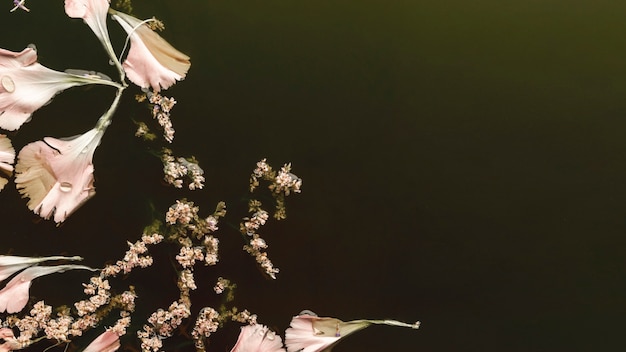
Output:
[
  {"xmin": 111, "ymin": 10, "xmax": 191, "ymax": 91},
  {"xmin": 0, "ymin": 264, "xmax": 96, "ymax": 313},
  {"xmin": 0, "ymin": 135, "xmax": 14, "ymax": 191},
  {"xmin": 231, "ymin": 324, "xmax": 286, "ymax": 352},
  {"xmin": 0, "ymin": 45, "xmax": 119, "ymax": 130},
  {"xmin": 83, "ymin": 330, "xmax": 120, "ymax": 352},
  {"xmin": 284, "ymin": 310, "xmax": 420, "ymax": 352},
  {"xmin": 0, "ymin": 255, "xmax": 82, "ymax": 281},
  {"xmin": 15, "ymin": 128, "xmax": 105, "ymax": 223}
]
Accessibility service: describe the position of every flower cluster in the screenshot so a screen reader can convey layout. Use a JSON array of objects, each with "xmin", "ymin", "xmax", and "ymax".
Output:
[
  {"xmin": 102, "ymin": 233, "xmax": 164, "ymax": 277},
  {"xmin": 250, "ymin": 159, "xmax": 302, "ymax": 220},
  {"xmin": 161, "ymin": 148, "xmax": 205, "ymax": 190}
]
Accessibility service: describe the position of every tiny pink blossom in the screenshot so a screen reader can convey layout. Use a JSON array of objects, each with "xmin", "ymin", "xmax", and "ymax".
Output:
[
  {"xmin": 83, "ymin": 330, "xmax": 120, "ymax": 352},
  {"xmin": 0, "ymin": 264, "xmax": 96, "ymax": 314},
  {"xmin": 111, "ymin": 10, "xmax": 191, "ymax": 91},
  {"xmin": 0, "ymin": 46, "xmax": 112, "ymax": 131},
  {"xmin": 231, "ymin": 324, "xmax": 286, "ymax": 352},
  {"xmin": 14, "ymin": 128, "xmax": 105, "ymax": 223}
]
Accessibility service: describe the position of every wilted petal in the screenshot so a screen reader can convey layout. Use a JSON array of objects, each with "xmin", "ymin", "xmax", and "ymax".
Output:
[
  {"xmin": 111, "ymin": 10, "xmax": 190, "ymax": 91},
  {"xmin": 0, "ymin": 264, "xmax": 96, "ymax": 313},
  {"xmin": 15, "ymin": 128, "xmax": 104, "ymax": 223},
  {"xmin": 0, "ymin": 255, "xmax": 82, "ymax": 282},
  {"xmin": 64, "ymin": 0, "xmax": 112, "ymax": 48},
  {"xmin": 285, "ymin": 311, "xmax": 419, "ymax": 352},
  {"xmin": 84, "ymin": 330, "xmax": 120, "ymax": 352},
  {"xmin": 231, "ymin": 324, "xmax": 286, "ymax": 352},
  {"xmin": 0, "ymin": 135, "xmax": 14, "ymax": 191},
  {"xmin": 0, "ymin": 46, "xmax": 117, "ymax": 131}
]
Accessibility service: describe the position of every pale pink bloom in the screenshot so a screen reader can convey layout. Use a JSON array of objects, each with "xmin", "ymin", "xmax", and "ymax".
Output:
[
  {"xmin": 285, "ymin": 311, "xmax": 420, "ymax": 352},
  {"xmin": 83, "ymin": 330, "xmax": 120, "ymax": 352},
  {"xmin": 0, "ymin": 264, "xmax": 96, "ymax": 313},
  {"xmin": 231, "ymin": 324, "xmax": 285, "ymax": 352},
  {"xmin": 0, "ymin": 46, "xmax": 118, "ymax": 131},
  {"xmin": 14, "ymin": 128, "xmax": 105, "ymax": 223},
  {"xmin": 0, "ymin": 255, "xmax": 82, "ymax": 281},
  {"xmin": 0, "ymin": 328, "xmax": 19, "ymax": 352},
  {"xmin": 0, "ymin": 135, "xmax": 14, "ymax": 191},
  {"xmin": 64, "ymin": 0, "xmax": 111, "ymax": 49},
  {"xmin": 111, "ymin": 10, "xmax": 191, "ymax": 91}
]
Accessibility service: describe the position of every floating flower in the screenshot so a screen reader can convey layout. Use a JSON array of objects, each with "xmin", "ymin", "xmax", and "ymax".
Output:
[
  {"xmin": 0, "ymin": 264, "xmax": 96, "ymax": 313},
  {"xmin": 83, "ymin": 330, "xmax": 120, "ymax": 352},
  {"xmin": 0, "ymin": 135, "xmax": 14, "ymax": 191},
  {"xmin": 231, "ymin": 324, "xmax": 286, "ymax": 352},
  {"xmin": 284, "ymin": 310, "xmax": 420, "ymax": 352},
  {"xmin": 111, "ymin": 10, "xmax": 191, "ymax": 91},
  {"xmin": 15, "ymin": 128, "xmax": 105, "ymax": 223},
  {"xmin": 0, "ymin": 255, "xmax": 82, "ymax": 282},
  {"xmin": 0, "ymin": 45, "xmax": 119, "ymax": 131}
]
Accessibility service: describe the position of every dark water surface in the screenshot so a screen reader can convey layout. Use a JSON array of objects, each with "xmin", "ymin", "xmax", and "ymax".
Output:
[{"xmin": 1, "ymin": 1, "xmax": 625, "ymax": 351}]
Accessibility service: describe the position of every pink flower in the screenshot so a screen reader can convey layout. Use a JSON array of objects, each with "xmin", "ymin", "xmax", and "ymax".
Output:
[
  {"xmin": 111, "ymin": 10, "xmax": 191, "ymax": 91},
  {"xmin": 231, "ymin": 324, "xmax": 286, "ymax": 352},
  {"xmin": 14, "ymin": 128, "xmax": 105, "ymax": 223},
  {"xmin": 83, "ymin": 330, "xmax": 120, "ymax": 352},
  {"xmin": 0, "ymin": 135, "xmax": 14, "ymax": 191},
  {"xmin": 0, "ymin": 328, "xmax": 19, "ymax": 352},
  {"xmin": 0, "ymin": 255, "xmax": 82, "ymax": 281},
  {"xmin": 284, "ymin": 311, "xmax": 420, "ymax": 352},
  {"xmin": 0, "ymin": 264, "xmax": 96, "ymax": 313},
  {"xmin": 64, "ymin": 0, "xmax": 112, "ymax": 50},
  {"xmin": 0, "ymin": 46, "xmax": 119, "ymax": 131}
]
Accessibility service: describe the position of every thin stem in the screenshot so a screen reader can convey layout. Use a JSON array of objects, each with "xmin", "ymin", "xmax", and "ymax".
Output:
[{"xmin": 95, "ymin": 86, "xmax": 125, "ymax": 131}]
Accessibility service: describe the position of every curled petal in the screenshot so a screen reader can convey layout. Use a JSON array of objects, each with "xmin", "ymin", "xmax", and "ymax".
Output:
[
  {"xmin": 112, "ymin": 10, "xmax": 190, "ymax": 91},
  {"xmin": 64, "ymin": 0, "xmax": 112, "ymax": 45},
  {"xmin": 231, "ymin": 324, "xmax": 286, "ymax": 352},
  {"xmin": 15, "ymin": 128, "xmax": 104, "ymax": 223}
]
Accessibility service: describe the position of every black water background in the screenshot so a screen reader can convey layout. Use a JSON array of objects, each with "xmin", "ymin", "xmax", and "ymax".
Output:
[{"xmin": 1, "ymin": 1, "xmax": 625, "ymax": 351}]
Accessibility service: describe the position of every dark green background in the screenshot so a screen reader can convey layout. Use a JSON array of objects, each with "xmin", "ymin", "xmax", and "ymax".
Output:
[{"xmin": 1, "ymin": 0, "xmax": 625, "ymax": 351}]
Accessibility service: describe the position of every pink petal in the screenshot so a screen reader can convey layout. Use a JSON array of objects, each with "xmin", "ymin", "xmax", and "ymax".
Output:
[
  {"xmin": 285, "ymin": 314, "xmax": 339, "ymax": 352},
  {"xmin": 15, "ymin": 128, "xmax": 103, "ymax": 223},
  {"xmin": 0, "ymin": 135, "xmax": 14, "ymax": 191},
  {"xmin": 84, "ymin": 330, "xmax": 120, "ymax": 352},
  {"xmin": 231, "ymin": 325, "xmax": 286, "ymax": 352},
  {"xmin": 112, "ymin": 11, "xmax": 190, "ymax": 91},
  {"xmin": 64, "ymin": 0, "xmax": 111, "ymax": 44},
  {"xmin": 0, "ymin": 47, "xmax": 91, "ymax": 130},
  {"xmin": 0, "ymin": 264, "xmax": 95, "ymax": 313}
]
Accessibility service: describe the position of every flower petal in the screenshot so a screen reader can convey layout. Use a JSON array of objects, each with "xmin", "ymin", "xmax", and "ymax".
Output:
[
  {"xmin": 112, "ymin": 11, "xmax": 190, "ymax": 91},
  {"xmin": 15, "ymin": 128, "xmax": 103, "ymax": 223},
  {"xmin": 231, "ymin": 324, "xmax": 286, "ymax": 352},
  {"xmin": 84, "ymin": 330, "xmax": 120, "ymax": 352}
]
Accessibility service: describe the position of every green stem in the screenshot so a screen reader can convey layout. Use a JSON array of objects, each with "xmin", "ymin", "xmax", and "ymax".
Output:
[{"xmin": 96, "ymin": 86, "xmax": 125, "ymax": 132}]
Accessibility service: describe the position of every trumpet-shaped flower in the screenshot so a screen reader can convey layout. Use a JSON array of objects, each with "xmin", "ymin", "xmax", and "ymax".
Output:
[
  {"xmin": 0, "ymin": 255, "xmax": 82, "ymax": 282},
  {"xmin": 0, "ymin": 264, "xmax": 96, "ymax": 313},
  {"xmin": 111, "ymin": 10, "xmax": 191, "ymax": 91},
  {"xmin": 0, "ymin": 135, "xmax": 14, "ymax": 191},
  {"xmin": 15, "ymin": 128, "xmax": 105, "ymax": 223},
  {"xmin": 84, "ymin": 330, "xmax": 120, "ymax": 352},
  {"xmin": 64, "ymin": 0, "xmax": 112, "ymax": 51},
  {"xmin": 284, "ymin": 311, "xmax": 420, "ymax": 352},
  {"xmin": 0, "ymin": 46, "xmax": 119, "ymax": 131},
  {"xmin": 231, "ymin": 324, "xmax": 286, "ymax": 352}
]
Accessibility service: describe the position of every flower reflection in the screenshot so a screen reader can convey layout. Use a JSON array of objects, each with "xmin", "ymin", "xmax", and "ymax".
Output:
[
  {"xmin": 15, "ymin": 128, "xmax": 105, "ymax": 223},
  {"xmin": 111, "ymin": 10, "xmax": 191, "ymax": 91}
]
